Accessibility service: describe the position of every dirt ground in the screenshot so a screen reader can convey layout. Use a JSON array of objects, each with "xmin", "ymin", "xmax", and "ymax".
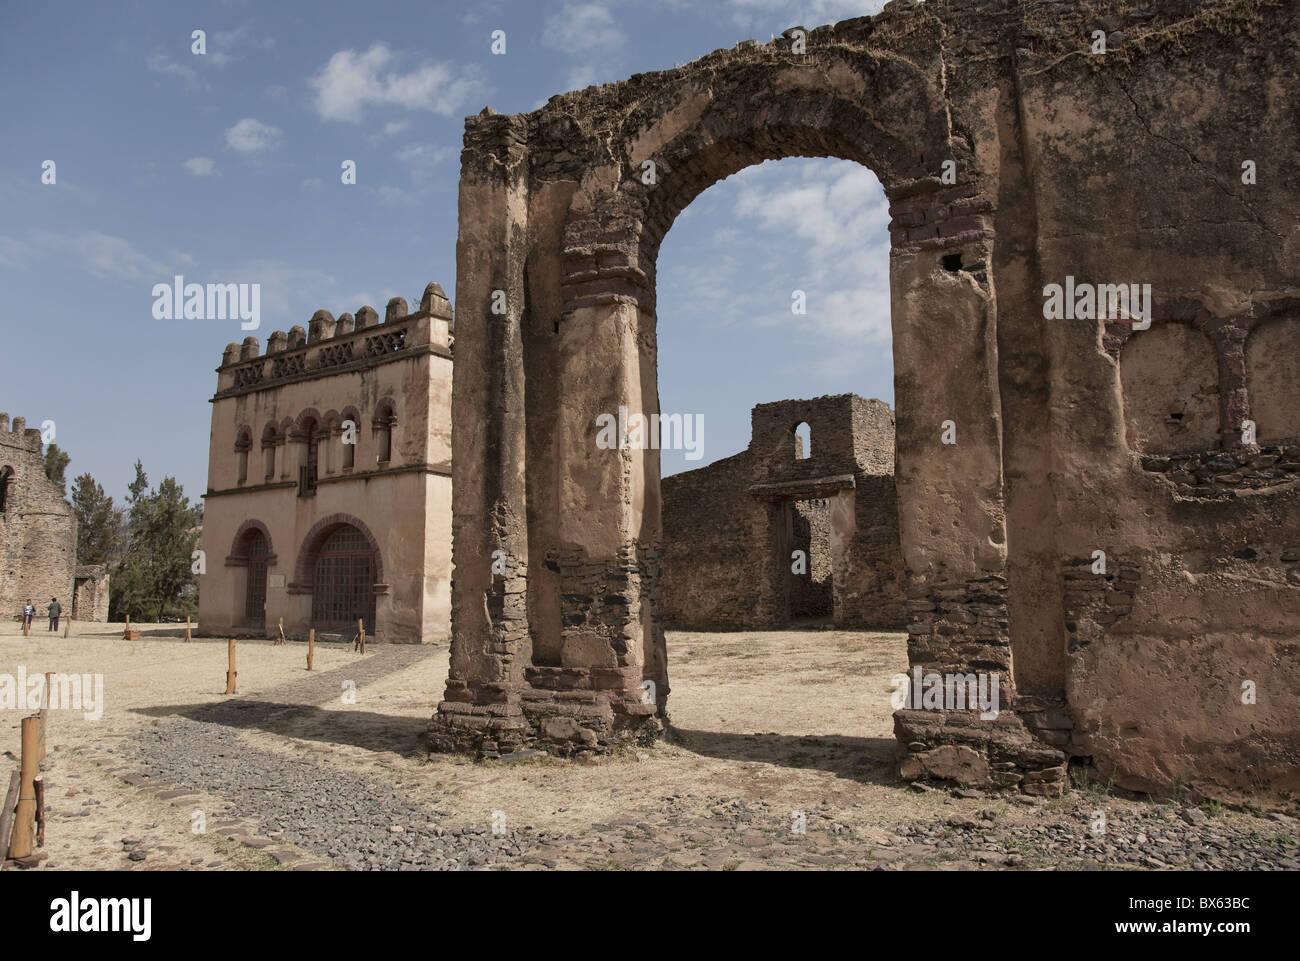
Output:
[{"xmin": 1, "ymin": 620, "xmax": 1295, "ymax": 871}]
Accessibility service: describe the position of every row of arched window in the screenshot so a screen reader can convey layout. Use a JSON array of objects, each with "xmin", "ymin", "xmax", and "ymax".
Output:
[
  {"xmin": 232, "ymin": 402, "xmax": 398, "ymax": 490},
  {"xmin": 1120, "ymin": 315, "xmax": 1299, "ymax": 454}
]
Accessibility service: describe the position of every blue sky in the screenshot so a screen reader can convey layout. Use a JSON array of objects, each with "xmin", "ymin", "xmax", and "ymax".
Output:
[{"xmin": 0, "ymin": 0, "xmax": 893, "ymax": 501}]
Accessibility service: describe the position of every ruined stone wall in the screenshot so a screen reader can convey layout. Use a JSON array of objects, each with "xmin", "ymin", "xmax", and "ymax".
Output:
[
  {"xmin": 198, "ymin": 284, "xmax": 454, "ymax": 643},
  {"xmin": 0, "ymin": 413, "xmax": 77, "ymax": 621},
  {"xmin": 436, "ymin": 0, "xmax": 1300, "ymax": 799},
  {"xmin": 660, "ymin": 452, "xmax": 763, "ymax": 627},
  {"xmin": 661, "ymin": 394, "xmax": 905, "ymax": 630},
  {"xmin": 73, "ymin": 564, "xmax": 110, "ymax": 622}
]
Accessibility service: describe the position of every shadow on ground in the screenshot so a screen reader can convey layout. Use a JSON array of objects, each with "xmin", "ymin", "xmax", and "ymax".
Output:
[
  {"xmin": 133, "ymin": 699, "xmax": 430, "ymax": 755},
  {"xmin": 666, "ymin": 727, "xmax": 904, "ymax": 785}
]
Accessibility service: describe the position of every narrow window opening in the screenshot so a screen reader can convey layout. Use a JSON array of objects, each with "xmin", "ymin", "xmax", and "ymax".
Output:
[
  {"xmin": 794, "ymin": 422, "xmax": 812, "ymax": 460},
  {"xmin": 941, "ymin": 252, "xmax": 963, "ymax": 272}
]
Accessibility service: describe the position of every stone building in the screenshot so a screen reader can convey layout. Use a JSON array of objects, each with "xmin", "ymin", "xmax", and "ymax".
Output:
[
  {"xmin": 72, "ymin": 565, "xmax": 110, "ymax": 622},
  {"xmin": 431, "ymin": 0, "xmax": 1300, "ymax": 802},
  {"xmin": 0, "ymin": 413, "xmax": 82, "ymax": 621},
  {"xmin": 661, "ymin": 395, "xmax": 905, "ymax": 630},
  {"xmin": 198, "ymin": 284, "xmax": 453, "ymax": 642}
]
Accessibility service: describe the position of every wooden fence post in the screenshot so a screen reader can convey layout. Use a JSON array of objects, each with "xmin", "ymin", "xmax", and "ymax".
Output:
[
  {"xmin": 225, "ymin": 638, "xmax": 237, "ymax": 694},
  {"xmin": 7, "ymin": 715, "xmax": 40, "ymax": 861},
  {"xmin": 276, "ymin": 617, "xmax": 285, "ymax": 646},
  {"xmin": 38, "ymin": 672, "xmax": 52, "ymax": 764},
  {"xmin": 357, "ymin": 618, "xmax": 365, "ymax": 654},
  {"xmin": 123, "ymin": 614, "xmax": 130, "ymax": 640},
  {"xmin": 185, "ymin": 615, "xmax": 191, "ymax": 642},
  {"xmin": 63, "ymin": 615, "xmax": 70, "ymax": 638},
  {"xmin": 307, "ymin": 628, "xmax": 315, "ymax": 671},
  {"xmin": 0, "ymin": 770, "xmax": 19, "ymax": 863}
]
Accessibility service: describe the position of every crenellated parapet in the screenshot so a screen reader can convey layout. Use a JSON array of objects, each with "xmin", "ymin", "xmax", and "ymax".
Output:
[
  {"xmin": 0, "ymin": 412, "xmax": 45, "ymax": 453},
  {"xmin": 215, "ymin": 281, "xmax": 454, "ymax": 396}
]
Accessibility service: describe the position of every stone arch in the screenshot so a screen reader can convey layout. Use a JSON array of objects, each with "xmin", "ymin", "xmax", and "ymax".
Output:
[
  {"xmin": 1121, "ymin": 321, "xmax": 1221, "ymax": 454},
  {"xmin": 1245, "ymin": 315, "xmax": 1300, "ymax": 444},
  {"xmin": 0, "ymin": 465, "xmax": 13, "ymax": 513},
  {"xmin": 290, "ymin": 512, "xmax": 385, "ymax": 590},
  {"xmin": 292, "ymin": 407, "xmax": 324, "ymax": 440},
  {"xmin": 793, "ymin": 421, "xmax": 812, "ymax": 461},
  {"xmin": 435, "ymin": 20, "xmax": 1012, "ymax": 763},
  {"xmin": 226, "ymin": 519, "xmax": 277, "ymax": 567}
]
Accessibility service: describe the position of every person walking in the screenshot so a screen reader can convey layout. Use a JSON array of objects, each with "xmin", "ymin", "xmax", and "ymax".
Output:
[
  {"xmin": 23, "ymin": 599, "xmax": 35, "ymax": 631},
  {"xmin": 47, "ymin": 597, "xmax": 61, "ymax": 632}
]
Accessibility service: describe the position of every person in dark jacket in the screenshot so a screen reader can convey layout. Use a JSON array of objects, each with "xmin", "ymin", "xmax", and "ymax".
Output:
[{"xmin": 47, "ymin": 597, "xmax": 61, "ymax": 632}]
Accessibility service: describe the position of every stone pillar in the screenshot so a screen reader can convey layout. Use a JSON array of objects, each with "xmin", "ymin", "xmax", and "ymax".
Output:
[{"xmin": 430, "ymin": 112, "xmax": 533, "ymax": 754}]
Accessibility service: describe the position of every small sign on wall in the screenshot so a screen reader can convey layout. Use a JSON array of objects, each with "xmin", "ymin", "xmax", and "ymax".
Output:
[{"xmin": 268, "ymin": 574, "xmax": 285, "ymax": 589}]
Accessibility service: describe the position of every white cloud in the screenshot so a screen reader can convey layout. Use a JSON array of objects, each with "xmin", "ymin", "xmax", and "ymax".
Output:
[
  {"xmin": 0, "ymin": 235, "xmax": 23, "ymax": 267},
  {"xmin": 26, "ymin": 229, "xmax": 170, "ymax": 282},
  {"xmin": 209, "ymin": 24, "xmax": 275, "ymax": 66},
  {"xmin": 146, "ymin": 52, "xmax": 204, "ymax": 89},
  {"xmin": 542, "ymin": 2, "xmax": 626, "ymax": 52},
  {"xmin": 659, "ymin": 158, "xmax": 892, "ymax": 347},
  {"xmin": 380, "ymin": 120, "xmax": 410, "ymax": 138},
  {"xmin": 395, "ymin": 144, "xmax": 454, "ymax": 183},
  {"xmin": 233, "ymin": 260, "xmax": 338, "ymax": 326},
  {"xmin": 308, "ymin": 44, "xmax": 483, "ymax": 123},
  {"xmin": 183, "ymin": 156, "xmax": 216, "ymax": 177},
  {"xmin": 225, "ymin": 118, "xmax": 282, "ymax": 153},
  {"xmin": 723, "ymin": 0, "xmax": 889, "ymax": 32}
]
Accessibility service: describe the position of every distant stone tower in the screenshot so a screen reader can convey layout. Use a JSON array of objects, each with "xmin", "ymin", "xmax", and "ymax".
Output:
[
  {"xmin": 198, "ymin": 283, "xmax": 454, "ymax": 642},
  {"xmin": 0, "ymin": 413, "xmax": 79, "ymax": 619}
]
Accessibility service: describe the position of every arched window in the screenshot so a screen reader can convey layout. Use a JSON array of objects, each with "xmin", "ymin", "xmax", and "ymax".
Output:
[
  {"xmin": 298, "ymin": 416, "xmax": 320, "ymax": 496},
  {"xmin": 794, "ymin": 422, "xmax": 812, "ymax": 460},
  {"xmin": 1121, "ymin": 324, "xmax": 1219, "ymax": 453},
  {"xmin": 0, "ymin": 466, "xmax": 13, "ymax": 513},
  {"xmin": 235, "ymin": 428, "xmax": 251, "ymax": 486},
  {"xmin": 1245, "ymin": 316, "xmax": 1300, "ymax": 444},
  {"xmin": 341, "ymin": 409, "xmax": 358, "ymax": 470},
  {"xmin": 262, "ymin": 424, "xmax": 278, "ymax": 481},
  {"xmin": 374, "ymin": 402, "xmax": 395, "ymax": 465}
]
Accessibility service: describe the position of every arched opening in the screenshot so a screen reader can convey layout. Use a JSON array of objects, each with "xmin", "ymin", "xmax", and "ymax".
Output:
[
  {"xmin": 243, "ymin": 529, "xmax": 269, "ymax": 624},
  {"xmin": 1120, "ymin": 323, "xmax": 1220, "ymax": 453},
  {"xmin": 0, "ymin": 466, "xmax": 13, "ymax": 513},
  {"xmin": 262, "ymin": 423, "xmax": 278, "ymax": 481},
  {"xmin": 437, "ymin": 43, "xmax": 1010, "ymax": 764},
  {"xmin": 235, "ymin": 427, "xmax": 251, "ymax": 486},
  {"xmin": 297, "ymin": 413, "xmax": 321, "ymax": 496},
  {"xmin": 1245, "ymin": 316, "xmax": 1300, "ymax": 444},
  {"xmin": 652, "ymin": 156, "xmax": 908, "ymax": 753},
  {"xmin": 341, "ymin": 408, "xmax": 359, "ymax": 470},
  {"xmin": 309, "ymin": 524, "xmax": 378, "ymax": 631},
  {"xmin": 373, "ymin": 401, "xmax": 395, "ymax": 465},
  {"xmin": 794, "ymin": 422, "xmax": 812, "ymax": 460},
  {"xmin": 229, "ymin": 522, "xmax": 274, "ymax": 629}
]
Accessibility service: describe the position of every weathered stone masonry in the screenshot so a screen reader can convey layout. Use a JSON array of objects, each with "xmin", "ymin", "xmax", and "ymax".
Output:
[
  {"xmin": 0, "ymin": 413, "xmax": 81, "ymax": 622},
  {"xmin": 432, "ymin": 0, "xmax": 1300, "ymax": 802}
]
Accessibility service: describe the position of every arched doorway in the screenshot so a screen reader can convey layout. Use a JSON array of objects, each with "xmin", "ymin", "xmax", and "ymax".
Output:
[
  {"xmin": 310, "ymin": 525, "xmax": 377, "ymax": 631},
  {"xmin": 434, "ymin": 22, "xmax": 1011, "ymax": 763},
  {"xmin": 244, "ymin": 529, "xmax": 270, "ymax": 624}
]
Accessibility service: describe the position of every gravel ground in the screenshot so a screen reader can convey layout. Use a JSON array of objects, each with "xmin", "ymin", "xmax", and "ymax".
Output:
[{"xmin": 130, "ymin": 719, "xmax": 552, "ymax": 870}]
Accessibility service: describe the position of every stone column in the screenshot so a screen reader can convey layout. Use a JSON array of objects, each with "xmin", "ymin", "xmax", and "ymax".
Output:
[{"xmin": 430, "ymin": 112, "xmax": 533, "ymax": 754}]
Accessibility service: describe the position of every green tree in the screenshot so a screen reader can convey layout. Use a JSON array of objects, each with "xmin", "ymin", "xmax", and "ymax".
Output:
[
  {"xmin": 43, "ymin": 443, "xmax": 70, "ymax": 495},
  {"xmin": 70, "ymin": 473, "xmax": 124, "ymax": 565},
  {"xmin": 110, "ymin": 463, "xmax": 203, "ymax": 622}
]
